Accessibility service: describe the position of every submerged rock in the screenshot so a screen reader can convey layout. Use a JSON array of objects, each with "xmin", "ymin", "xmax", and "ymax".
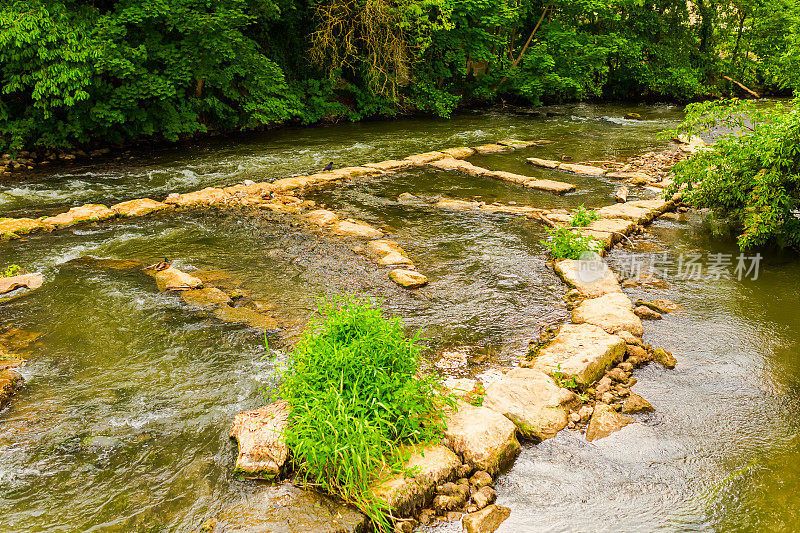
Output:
[
  {"xmin": 472, "ymin": 143, "xmax": 511, "ymax": 154},
  {"xmin": 0, "ymin": 368, "xmax": 23, "ymax": 409},
  {"xmin": 180, "ymin": 288, "xmax": 232, "ymax": 309},
  {"xmin": 440, "ymin": 147, "xmax": 476, "ymax": 159},
  {"xmin": 153, "ymin": 267, "xmax": 203, "ymax": 291},
  {"xmin": 571, "ymin": 292, "xmax": 644, "ymax": 336},
  {"xmin": 483, "ymin": 368, "xmax": 578, "ymax": 440},
  {"xmin": 405, "ymin": 151, "xmax": 447, "ymax": 165},
  {"xmin": 378, "ymin": 251, "xmax": 413, "ymax": 266},
  {"xmin": 526, "ymin": 157, "xmax": 560, "ymax": 169},
  {"xmin": 203, "ymin": 483, "xmax": 367, "ymax": 533},
  {"xmin": 586, "ymin": 403, "xmax": 635, "ymax": 441},
  {"xmin": 442, "ymin": 401, "xmax": 520, "ymax": 475},
  {"xmin": 524, "ymin": 323, "xmax": 626, "ymax": 386},
  {"xmin": 636, "ymin": 298, "xmax": 678, "ymax": 314},
  {"xmin": 214, "ymin": 306, "xmax": 278, "ymax": 331},
  {"xmin": 0, "ymin": 273, "xmax": 43, "ymax": 295},
  {"xmin": 389, "ymin": 269, "xmax": 428, "ymax": 289},
  {"xmin": 372, "ymin": 444, "xmax": 461, "ymax": 516},
  {"xmin": 230, "ymin": 401, "xmax": 290, "ymax": 479},
  {"xmin": 462, "ymin": 504, "xmax": 511, "ymax": 533},
  {"xmin": 652, "ymin": 348, "xmax": 677, "ymax": 369},
  {"xmin": 305, "ymin": 209, "xmax": 339, "ymax": 227}
]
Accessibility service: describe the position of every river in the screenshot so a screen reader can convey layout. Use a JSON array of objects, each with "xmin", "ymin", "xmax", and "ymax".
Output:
[{"xmin": 1, "ymin": 103, "xmax": 798, "ymax": 532}]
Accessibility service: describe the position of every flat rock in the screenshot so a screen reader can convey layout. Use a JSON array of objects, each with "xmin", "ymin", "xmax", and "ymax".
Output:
[
  {"xmin": 214, "ymin": 306, "xmax": 278, "ymax": 331},
  {"xmin": 305, "ymin": 209, "xmax": 339, "ymax": 226},
  {"xmin": 627, "ymin": 198, "xmax": 672, "ymax": 216},
  {"xmin": 472, "ymin": 143, "xmax": 511, "ymax": 154},
  {"xmin": 606, "ymin": 171, "xmax": 651, "ymax": 181},
  {"xmin": 483, "ymin": 368, "xmax": 578, "ymax": 440},
  {"xmin": 558, "ymin": 163, "xmax": 607, "ymax": 176},
  {"xmin": 524, "ymin": 179, "xmax": 576, "ymax": 193},
  {"xmin": 526, "ymin": 157, "xmax": 560, "ymax": 169},
  {"xmin": 427, "ymin": 157, "xmax": 477, "ymax": 172},
  {"xmin": 153, "ymin": 267, "xmax": 203, "ymax": 291},
  {"xmin": 636, "ymin": 298, "xmax": 678, "ymax": 314},
  {"xmin": 497, "ymin": 139, "xmax": 534, "ymax": 148},
  {"xmin": 111, "ymin": 198, "xmax": 171, "ymax": 217},
  {"xmin": 372, "ymin": 444, "xmax": 460, "ymax": 516},
  {"xmin": 580, "ymin": 218, "xmax": 636, "ymax": 247},
  {"xmin": 485, "ymin": 170, "xmax": 530, "ymax": 185},
  {"xmin": 181, "ymin": 288, "xmax": 232, "ymax": 309},
  {"xmin": 572, "ymin": 292, "xmax": 644, "ymax": 336},
  {"xmin": 0, "ymin": 273, "xmax": 44, "ymax": 295},
  {"xmin": 595, "ymin": 203, "xmax": 652, "ymax": 223},
  {"xmin": 586, "ymin": 403, "xmax": 635, "ymax": 441},
  {"xmin": 44, "ymin": 204, "xmax": 115, "ymax": 228},
  {"xmin": 554, "ymin": 257, "xmax": 622, "ymax": 298},
  {"xmin": 389, "ymin": 269, "xmax": 428, "ymax": 289},
  {"xmin": 634, "ymin": 305, "xmax": 662, "ymax": 320},
  {"xmin": 331, "ymin": 220, "xmax": 383, "ymax": 238},
  {"xmin": 230, "ymin": 401, "xmax": 290, "ymax": 478},
  {"xmin": 330, "ymin": 166, "xmax": 376, "ymax": 179},
  {"xmin": 440, "ymin": 147, "xmax": 475, "ymax": 159},
  {"xmin": 0, "ymin": 217, "xmax": 49, "ymax": 238},
  {"xmin": 165, "ymin": 187, "xmax": 226, "ymax": 207},
  {"xmin": 364, "ymin": 159, "xmax": 413, "ymax": 171},
  {"xmin": 405, "ymin": 151, "xmax": 446, "ymax": 165},
  {"xmin": 463, "ymin": 504, "xmax": 511, "ymax": 533},
  {"xmin": 623, "ymin": 392, "xmax": 655, "ymax": 414},
  {"xmin": 524, "ymin": 323, "xmax": 626, "ymax": 386},
  {"xmin": 205, "ymin": 483, "xmax": 367, "ymax": 533},
  {"xmin": 442, "ymin": 401, "xmax": 520, "ymax": 475}
]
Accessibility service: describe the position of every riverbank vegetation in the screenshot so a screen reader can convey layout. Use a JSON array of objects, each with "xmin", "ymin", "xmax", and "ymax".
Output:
[
  {"xmin": 668, "ymin": 98, "xmax": 800, "ymax": 250},
  {"xmin": 2, "ymin": 0, "xmax": 799, "ymax": 152},
  {"xmin": 276, "ymin": 297, "xmax": 449, "ymax": 529}
]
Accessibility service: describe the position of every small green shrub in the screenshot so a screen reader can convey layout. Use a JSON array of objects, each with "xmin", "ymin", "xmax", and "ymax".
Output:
[
  {"xmin": 278, "ymin": 297, "xmax": 449, "ymax": 530},
  {"xmin": 570, "ymin": 204, "xmax": 599, "ymax": 227},
  {"xmin": 541, "ymin": 227, "xmax": 602, "ymax": 260},
  {"xmin": 1, "ymin": 264, "xmax": 23, "ymax": 278}
]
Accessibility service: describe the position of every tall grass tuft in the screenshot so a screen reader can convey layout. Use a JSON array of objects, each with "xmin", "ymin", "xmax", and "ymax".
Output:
[{"xmin": 278, "ymin": 297, "xmax": 448, "ymax": 530}]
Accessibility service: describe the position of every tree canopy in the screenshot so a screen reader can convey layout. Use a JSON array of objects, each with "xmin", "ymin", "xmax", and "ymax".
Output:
[{"xmin": 1, "ymin": 0, "xmax": 797, "ymax": 151}]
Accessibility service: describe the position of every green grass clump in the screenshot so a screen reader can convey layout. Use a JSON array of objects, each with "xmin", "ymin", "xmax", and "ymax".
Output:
[
  {"xmin": 278, "ymin": 297, "xmax": 448, "ymax": 529},
  {"xmin": 1, "ymin": 264, "xmax": 23, "ymax": 278},
  {"xmin": 570, "ymin": 204, "xmax": 599, "ymax": 227},
  {"xmin": 541, "ymin": 227, "xmax": 602, "ymax": 259}
]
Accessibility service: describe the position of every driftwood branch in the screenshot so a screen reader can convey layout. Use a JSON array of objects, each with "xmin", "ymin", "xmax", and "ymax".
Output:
[
  {"xmin": 723, "ymin": 75, "xmax": 760, "ymax": 98},
  {"xmin": 493, "ymin": 6, "xmax": 549, "ymax": 90}
]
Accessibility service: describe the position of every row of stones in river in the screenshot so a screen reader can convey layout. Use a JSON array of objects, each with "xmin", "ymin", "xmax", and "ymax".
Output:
[{"xmin": 222, "ymin": 195, "xmax": 682, "ymax": 532}]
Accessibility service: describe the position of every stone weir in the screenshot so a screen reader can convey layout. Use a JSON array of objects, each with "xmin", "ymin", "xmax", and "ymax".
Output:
[{"xmin": 217, "ymin": 191, "xmax": 685, "ymax": 533}]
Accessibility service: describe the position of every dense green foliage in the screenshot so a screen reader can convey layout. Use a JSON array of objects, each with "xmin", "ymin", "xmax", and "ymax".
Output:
[
  {"xmin": 277, "ymin": 298, "xmax": 448, "ymax": 529},
  {"xmin": 541, "ymin": 227, "xmax": 602, "ymax": 259},
  {"xmin": 2, "ymin": 0, "xmax": 798, "ymax": 151},
  {"xmin": 668, "ymin": 98, "xmax": 800, "ymax": 250},
  {"xmin": 570, "ymin": 204, "xmax": 599, "ymax": 227}
]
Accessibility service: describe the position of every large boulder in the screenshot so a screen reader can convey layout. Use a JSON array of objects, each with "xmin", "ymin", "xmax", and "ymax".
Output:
[
  {"xmin": 153, "ymin": 267, "xmax": 203, "ymax": 291},
  {"xmin": 372, "ymin": 444, "xmax": 461, "ymax": 516},
  {"xmin": 304, "ymin": 209, "xmax": 339, "ymax": 227},
  {"xmin": 585, "ymin": 403, "xmax": 635, "ymax": 441},
  {"xmin": 482, "ymin": 368, "xmax": 578, "ymax": 440},
  {"xmin": 442, "ymin": 401, "xmax": 520, "ymax": 475},
  {"xmin": 572, "ymin": 292, "xmax": 644, "ymax": 336},
  {"xmin": 230, "ymin": 401, "xmax": 290, "ymax": 479},
  {"xmin": 523, "ymin": 323, "xmax": 626, "ymax": 386},
  {"xmin": 554, "ymin": 257, "xmax": 622, "ymax": 298},
  {"xmin": 201, "ymin": 483, "xmax": 368, "ymax": 533},
  {"xmin": 462, "ymin": 504, "xmax": 511, "ymax": 533}
]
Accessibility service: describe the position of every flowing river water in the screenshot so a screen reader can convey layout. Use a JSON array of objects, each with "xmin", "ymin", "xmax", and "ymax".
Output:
[{"xmin": 1, "ymin": 103, "xmax": 798, "ymax": 532}]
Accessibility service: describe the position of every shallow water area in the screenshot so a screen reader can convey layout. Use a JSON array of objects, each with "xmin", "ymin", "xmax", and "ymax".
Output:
[{"xmin": 2, "ymin": 103, "xmax": 799, "ymax": 532}]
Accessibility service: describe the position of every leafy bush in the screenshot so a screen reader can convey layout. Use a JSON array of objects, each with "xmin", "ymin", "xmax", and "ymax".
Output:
[
  {"xmin": 667, "ymin": 98, "xmax": 800, "ymax": 250},
  {"xmin": 1, "ymin": 264, "xmax": 23, "ymax": 278},
  {"xmin": 541, "ymin": 226, "xmax": 602, "ymax": 260},
  {"xmin": 570, "ymin": 204, "xmax": 599, "ymax": 227},
  {"xmin": 278, "ymin": 297, "xmax": 448, "ymax": 529}
]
